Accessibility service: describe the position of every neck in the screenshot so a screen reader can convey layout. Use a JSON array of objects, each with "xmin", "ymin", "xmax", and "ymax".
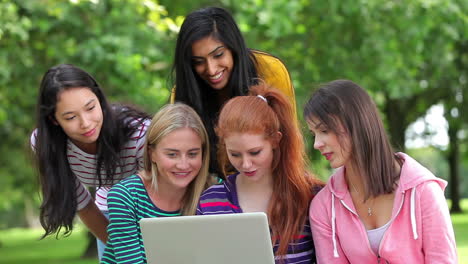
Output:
[
  {"xmin": 141, "ymin": 172, "xmax": 186, "ymax": 212},
  {"xmin": 72, "ymin": 139, "xmax": 97, "ymax": 154},
  {"xmin": 237, "ymin": 172, "xmax": 273, "ymax": 192},
  {"xmin": 345, "ymin": 163, "xmax": 366, "ymax": 196}
]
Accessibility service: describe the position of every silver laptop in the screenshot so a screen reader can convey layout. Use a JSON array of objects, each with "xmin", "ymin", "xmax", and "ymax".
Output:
[{"xmin": 139, "ymin": 212, "xmax": 275, "ymax": 264}]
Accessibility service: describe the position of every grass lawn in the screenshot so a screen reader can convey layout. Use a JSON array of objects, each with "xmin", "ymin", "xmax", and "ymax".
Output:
[
  {"xmin": 1, "ymin": 200, "xmax": 467, "ymax": 263},
  {"xmin": 0, "ymin": 225, "xmax": 97, "ymax": 264},
  {"xmin": 451, "ymin": 199, "xmax": 468, "ymax": 263}
]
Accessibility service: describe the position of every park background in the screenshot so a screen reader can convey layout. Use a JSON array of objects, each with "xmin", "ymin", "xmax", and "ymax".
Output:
[{"xmin": 0, "ymin": 0, "xmax": 467, "ymax": 263}]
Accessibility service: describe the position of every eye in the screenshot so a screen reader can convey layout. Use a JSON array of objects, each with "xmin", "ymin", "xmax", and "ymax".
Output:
[
  {"xmin": 249, "ymin": 150, "xmax": 261, "ymax": 156},
  {"xmin": 87, "ymin": 105, "xmax": 96, "ymax": 111},
  {"xmin": 188, "ymin": 151, "xmax": 200, "ymax": 158},
  {"xmin": 166, "ymin": 152, "xmax": 177, "ymax": 158},
  {"xmin": 214, "ymin": 51, "xmax": 224, "ymax": 58},
  {"xmin": 229, "ymin": 152, "xmax": 240, "ymax": 158},
  {"xmin": 65, "ymin": 116, "xmax": 76, "ymax": 121}
]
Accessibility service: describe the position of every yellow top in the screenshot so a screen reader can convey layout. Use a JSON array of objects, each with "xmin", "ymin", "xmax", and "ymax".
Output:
[{"xmin": 170, "ymin": 50, "xmax": 296, "ymax": 112}]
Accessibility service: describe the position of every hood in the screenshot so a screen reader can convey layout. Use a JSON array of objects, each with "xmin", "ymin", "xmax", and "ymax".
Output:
[{"xmin": 324, "ymin": 152, "xmax": 447, "ymax": 259}]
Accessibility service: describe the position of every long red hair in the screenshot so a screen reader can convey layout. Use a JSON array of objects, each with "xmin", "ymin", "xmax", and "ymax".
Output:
[{"xmin": 216, "ymin": 84, "xmax": 319, "ymax": 257}]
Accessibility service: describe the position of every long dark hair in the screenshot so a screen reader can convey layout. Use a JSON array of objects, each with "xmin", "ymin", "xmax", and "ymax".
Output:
[
  {"xmin": 216, "ymin": 85, "xmax": 319, "ymax": 257},
  {"xmin": 33, "ymin": 64, "xmax": 149, "ymax": 238},
  {"xmin": 303, "ymin": 80, "xmax": 399, "ymax": 199},
  {"xmin": 172, "ymin": 6, "xmax": 258, "ymax": 175}
]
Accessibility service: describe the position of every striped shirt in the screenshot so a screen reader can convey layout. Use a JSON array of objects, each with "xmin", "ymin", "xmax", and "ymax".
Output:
[
  {"xmin": 197, "ymin": 174, "xmax": 316, "ymax": 264},
  {"xmin": 100, "ymin": 175, "xmax": 180, "ymax": 264},
  {"xmin": 30, "ymin": 118, "xmax": 149, "ymax": 211}
]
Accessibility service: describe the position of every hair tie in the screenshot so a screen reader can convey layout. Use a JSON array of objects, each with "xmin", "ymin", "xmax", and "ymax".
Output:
[{"xmin": 257, "ymin": 95, "xmax": 267, "ymax": 103}]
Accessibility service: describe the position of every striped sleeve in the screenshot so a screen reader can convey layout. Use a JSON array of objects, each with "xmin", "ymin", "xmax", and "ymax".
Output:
[
  {"xmin": 134, "ymin": 119, "xmax": 150, "ymax": 171},
  {"xmin": 76, "ymin": 179, "xmax": 92, "ymax": 211},
  {"xmin": 103, "ymin": 183, "xmax": 146, "ymax": 264}
]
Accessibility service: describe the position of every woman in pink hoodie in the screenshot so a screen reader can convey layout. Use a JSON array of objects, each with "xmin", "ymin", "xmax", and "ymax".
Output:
[{"xmin": 304, "ymin": 80, "xmax": 457, "ymax": 263}]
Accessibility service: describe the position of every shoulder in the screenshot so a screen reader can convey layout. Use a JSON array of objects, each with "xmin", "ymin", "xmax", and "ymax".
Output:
[
  {"xmin": 199, "ymin": 181, "xmax": 231, "ymax": 201},
  {"xmin": 251, "ymin": 50, "xmax": 284, "ymax": 64},
  {"xmin": 129, "ymin": 118, "xmax": 151, "ymax": 139},
  {"xmin": 198, "ymin": 175, "xmax": 239, "ymax": 213},
  {"xmin": 109, "ymin": 175, "xmax": 143, "ymax": 197}
]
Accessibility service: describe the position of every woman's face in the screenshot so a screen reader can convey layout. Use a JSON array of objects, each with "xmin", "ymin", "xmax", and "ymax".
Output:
[
  {"xmin": 224, "ymin": 132, "xmax": 275, "ymax": 183},
  {"xmin": 151, "ymin": 127, "xmax": 203, "ymax": 190},
  {"xmin": 191, "ymin": 36, "xmax": 234, "ymax": 90},
  {"xmin": 54, "ymin": 87, "xmax": 103, "ymax": 153},
  {"xmin": 307, "ymin": 116, "xmax": 351, "ymax": 169}
]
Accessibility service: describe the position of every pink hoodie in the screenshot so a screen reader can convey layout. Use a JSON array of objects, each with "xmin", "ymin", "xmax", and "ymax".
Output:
[{"xmin": 310, "ymin": 153, "xmax": 457, "ymax": 263}]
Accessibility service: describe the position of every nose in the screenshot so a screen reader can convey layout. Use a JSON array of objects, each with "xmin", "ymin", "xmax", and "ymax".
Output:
[
  {"xmin": 80, "ymin": 115, "xmax": 91, "ymax": 129},
  {"xmin": 313, "ymin": 136, "xmax": 324, "ymax": 150},
  {"xmin": 206, "ymin": 59, "xmax": 217, "ymax": 75},
  {"xmin": 176, "ymin": 156, "xmax": 190, "ymax": 170},
  {"xmin": 241, "ymin": 157, "xmax": 252, "ymax": 170}
]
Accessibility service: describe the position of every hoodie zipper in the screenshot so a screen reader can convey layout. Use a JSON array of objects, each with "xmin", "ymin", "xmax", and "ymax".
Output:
[{"xmin": 376, "ymin": 191, "xmax": 406, "ymax": 259}]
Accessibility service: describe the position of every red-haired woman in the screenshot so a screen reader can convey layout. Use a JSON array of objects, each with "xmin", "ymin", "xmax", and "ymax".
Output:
[{"xmin": 197, "ymin": 85, "xmax": 322, "ymax": 263}]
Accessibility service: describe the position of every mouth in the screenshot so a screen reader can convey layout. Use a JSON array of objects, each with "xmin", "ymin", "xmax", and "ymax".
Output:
[
  {"xmin": 173, "ymin": 171, "xmax": 191, "ymax": 178},
  {"xmin": 83, "ymin": 128, "xmax": 96, "ymax": 137},
  {"xmin": 208, "ymin": 70, "xmax": 224, "ymax": 84},
  {"xmin": 243, "ymin": 170, "xmax": 257, "ymax": 177},
  {"xmin": 322, "ymin": 152, "xmax": 332, "ymax": 161}
]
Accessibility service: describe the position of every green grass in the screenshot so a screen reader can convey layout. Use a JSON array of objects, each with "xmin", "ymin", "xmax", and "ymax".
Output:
[
  {"xmin": 0, "ymin": 226, "xmax": 97, "ymax": 264},
  {"xmin": 1, "ymin": 201, "xmax": 467, "ymax": 263},
  {"xmin": 451, "ymin": 200, "xmax": 468, "ymax": 263}
]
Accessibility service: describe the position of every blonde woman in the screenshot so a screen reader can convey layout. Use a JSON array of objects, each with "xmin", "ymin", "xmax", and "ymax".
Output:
[{"xmin": 101, "ymin": 103, "xmax": 211, "ymax": 264}]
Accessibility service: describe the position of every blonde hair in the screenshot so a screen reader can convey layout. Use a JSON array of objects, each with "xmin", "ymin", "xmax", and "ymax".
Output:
[{"xmin": 142, "ymin": 103, "xmax": 210, "ymax": 215}]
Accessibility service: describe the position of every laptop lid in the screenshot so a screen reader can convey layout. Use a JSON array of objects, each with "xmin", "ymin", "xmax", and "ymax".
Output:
[{"xmin": 139, "ymin": 212, "xmax": 275, "ymax": 264}]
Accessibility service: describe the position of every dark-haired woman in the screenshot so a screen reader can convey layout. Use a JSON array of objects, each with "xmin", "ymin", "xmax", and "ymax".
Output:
[
  {"xmin": 171, "ymin": 6, "xmax": 295, "ymax": 176},
  {"xmin": 304, "ymin": 80, "xmax": 457, "ymax": 263},
  {"xmin": 30, "ymin": 64, "xmax": 150, "ymax": 259}
]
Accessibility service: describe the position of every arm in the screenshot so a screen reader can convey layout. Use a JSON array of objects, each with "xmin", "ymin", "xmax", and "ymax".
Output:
[
  {"xmin": 420, "ymin": 182, "xmax": 458, "ymax": 263},
  {"xmin": 78, "ymin": 200, "xmax": 109, "ymax": 243},
  {"xmin": 309, "ymin": 196, "xmax": 349, "ymax": 264},
  {"xmin": 106, "ymin": 185, "xmax": 146, "ymax": 264}
]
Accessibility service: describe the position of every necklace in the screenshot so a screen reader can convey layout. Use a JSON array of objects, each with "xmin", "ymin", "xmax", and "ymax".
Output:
[{"xmin": 349, "ymin": 180, "xmax": 374, "ymax": 216}]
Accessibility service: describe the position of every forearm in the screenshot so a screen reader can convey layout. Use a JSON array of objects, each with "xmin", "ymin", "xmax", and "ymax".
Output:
[{"xmin": 78, "ymin": 200, "xmax": 109, "ymax": 243}]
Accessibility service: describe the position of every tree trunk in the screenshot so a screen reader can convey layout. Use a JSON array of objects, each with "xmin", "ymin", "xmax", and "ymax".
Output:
[
  {"xmin": 384, "ymin": 98, "xmax": 407, "ymax": 152},
  {"xmin": 447, "ymin": 123, "xmax": 462, "ymax": 213}
]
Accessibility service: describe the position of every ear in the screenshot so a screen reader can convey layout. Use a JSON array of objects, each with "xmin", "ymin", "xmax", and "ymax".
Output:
[{"xmin": 272, "ymin": 131, "xmax": 282, "ymax": 148}]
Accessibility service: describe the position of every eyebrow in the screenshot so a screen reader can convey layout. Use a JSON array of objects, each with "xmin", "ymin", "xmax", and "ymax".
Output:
[
  {"xmin": 60, "ymin": 98, "xmax": 96, "ymax": 116},
  {"xmin": 192, "ymin": 46, "xmax": 225, "ymax": 59},
  {"xmin": 163, "ymin": 148, "xmax": 201, "ymax": 152}
]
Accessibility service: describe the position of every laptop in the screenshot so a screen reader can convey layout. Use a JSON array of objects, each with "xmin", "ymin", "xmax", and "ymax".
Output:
[{"xmin": 139, "ymin": 212, "xmax": 275, "ymax": 264}]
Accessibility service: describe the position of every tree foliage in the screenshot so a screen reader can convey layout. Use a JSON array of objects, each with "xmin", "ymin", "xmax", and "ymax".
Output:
[{"xmin": 0, "ymin": 0, "xmax": 467, "ymax": 226}]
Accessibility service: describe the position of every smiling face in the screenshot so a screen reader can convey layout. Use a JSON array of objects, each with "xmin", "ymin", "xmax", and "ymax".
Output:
[
  {"xmin": 307, "ymin": 116, "xmax": 351, "ymax": 169},
  {"xmin": 191, "ymin": 36, "xmax": 234, "ymax": 90},
  {"xmin": 224, "ymin": 132, "xmax": 275, "ymax": 183},
  {"xmin": 54, "ymin": 87, "xmax": 103, "ymax": 153},
  {"xmin": 151, "ymin": 127, "xmax": 203, "ymax": 191}
]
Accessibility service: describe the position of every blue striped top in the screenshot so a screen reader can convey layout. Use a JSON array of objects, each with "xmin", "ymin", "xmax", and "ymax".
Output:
[
  {"xmin": 100, "ymin": 175, "xmax": 180, "ymax": 264},
  {"xmin": 197, "ymin": 174, "xmax": 317, "ymax": 264}
]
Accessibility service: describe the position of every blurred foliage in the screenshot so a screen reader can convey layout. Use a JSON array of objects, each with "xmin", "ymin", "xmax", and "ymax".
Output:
[{"xmin": 0, "ymin": 0, "xmax": 467, "ymax": 226}]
